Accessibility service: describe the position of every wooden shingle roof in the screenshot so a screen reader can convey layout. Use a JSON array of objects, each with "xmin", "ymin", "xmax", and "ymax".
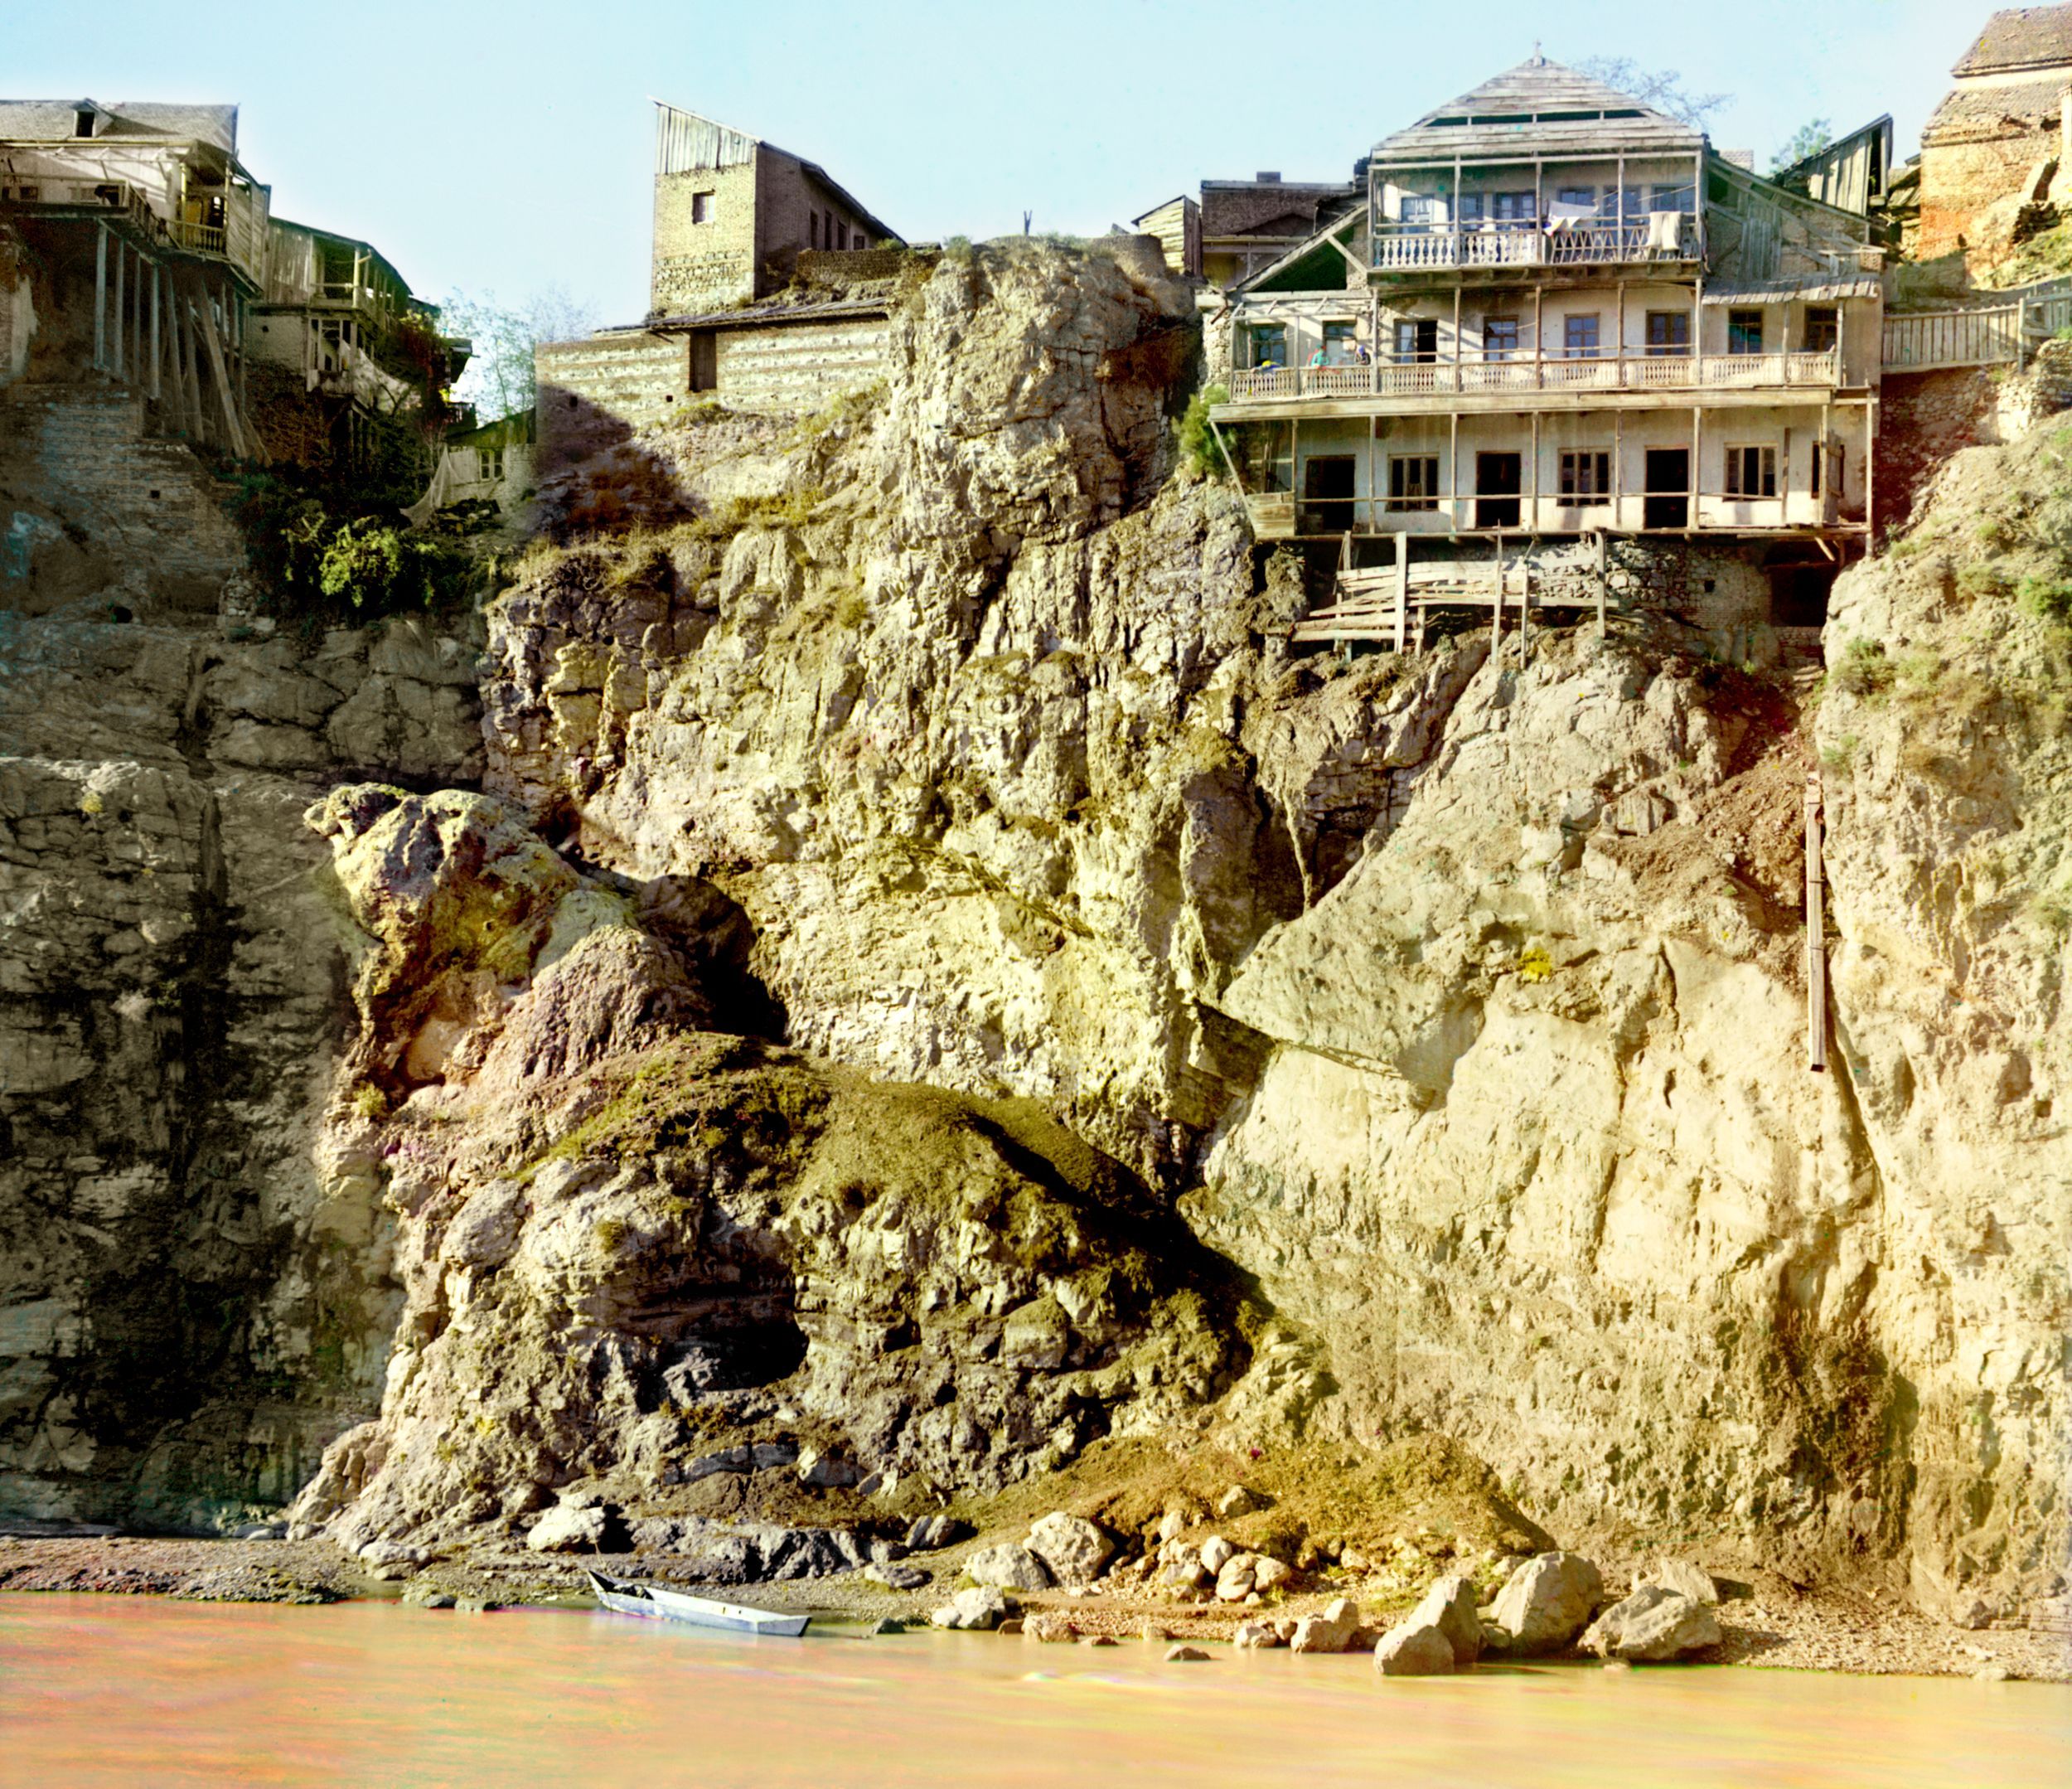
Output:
[
  {"xmin": 0, "ymin": 99, "xmax": 237, "ymax": 153},
  {"xmin": 1371, "ymin": 57, "xmax": 1702, "ymax": 163},
  {"xmin": 1953, "ymin": 5, "xmax": 2072, "ymax": 76}
]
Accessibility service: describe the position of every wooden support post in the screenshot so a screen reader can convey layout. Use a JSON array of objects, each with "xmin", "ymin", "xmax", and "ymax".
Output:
[
  {"xmin": 1449, "ymin": 410, "xmax": 1460, "ymax": 532},
  {"xmin": 1393, "ymin": 530, "xmax": 1407, "ymax": 654},
  {"xmin": 149, "ymin": 261, "xmax": 162, "ymax": 402},
  {"xmin": 1530, "ymin": 410, "xmax": 1541, "ymax": 530},
  {"xmin": 1691, "ymin": 405, "xmax": 1702, "ymax": 531},
  {"xmin": 1521, "ymin": 552, "xmax": 1532, "ymax": 663},
  {"xmin": 94, "ymin": 223, "xmax": 107, "ymax": 371},
  {"xmin": 1613, "ymin": 410, "xmax": 1624, "ymax": 529},
  {"xmin": 1491, "ymin": 531, "xmax": 1503, "ymax": 659},
  {"xmin": 1595, "ymin": 528, "xmax": 1608, "ymax": 640},
  {"xmin": 1866, "ymin": 397, "xmax": 1877, "ymax": 537},
  {"xmin": 1806, "ymin": 774, "xmax": 1827, "ymax": 1073}
]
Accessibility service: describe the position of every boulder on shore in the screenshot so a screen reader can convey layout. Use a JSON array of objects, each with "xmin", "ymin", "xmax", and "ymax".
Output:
[
  {"xmin": 1233, "ymin": 1619, "xmax": 1284, "ymax": 1649},
  {"xmin": 1025, "ymin": 1513, "xmax": 1113, "ymax": 1588},
  {"xmin": 931, "ymin": 1586, "xmax": 1010, "ymax": 1631},
  {"xmin": 525, "ymin": 1505, "xmax": 608, "ymax": 1553},
  {"xmin": 965, "ymin": 1542, "xmax": 1053, "ymax": 1592},
  {"xmin": 1581, "ymin": 1587, "xmax": 1721, "ymax": 1661},
  {"xmin": 1486, "ymin": 1551, "xmax": 1604, "ymax": 1654},
  {"xmin": 1407, "ymin": 1571, "xmax": 1483, "ymax": 1668},
  {"xmin": 1290, "ymin": 1597, "xmax": 1361, "ymax": 1654},
  {"xmin": 1374, "ymin": 1619, "xmax": 1457, "ymax": 1676},
  {"xmin": 1639, "ymin": 1559, "xmax": 1721, "ymax": 1606}
]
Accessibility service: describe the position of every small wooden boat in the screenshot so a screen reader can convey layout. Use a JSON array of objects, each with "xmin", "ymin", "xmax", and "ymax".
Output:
[{"xmin": 586, "ymin": 1570, "xmax": 811, "ymax": 1636}]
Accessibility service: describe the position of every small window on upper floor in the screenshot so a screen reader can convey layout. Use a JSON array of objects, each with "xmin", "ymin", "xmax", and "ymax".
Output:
[
  {"xmin": 1729, "ymin": 309, "xmax": 1765, "ymax": 355},
  {"xmin": 838, "ymin": 221, "xmax": 850, "ymax": 250},
  {"xmin": 692, "ymin": 191, "xmax": 714, "ymax": 224},
  {"xmin": 1804, "ymin": 306, "xmax": 1838, "ymax": 352},
  {"xmin": 809, "ymin": 212, "xmax": 819, "ymax": 248},
  {"xmin": 1484, "ymin": 318, "xmax": 1518, "ymax": 361},
  {"xmin": 1650, "ymin": 182, "xmax": 1695, "ymax": 215},
  {"xmin": 1565, "ymin": 313, "xmax": 1601, "ymax": 359},
  {"xmin": 1556, "ymin": 186, "xmax": 1595, "ymax": 208},
  {"xmin": 74, "ymin": 109, "xmax": 95, "ymax": 138}
]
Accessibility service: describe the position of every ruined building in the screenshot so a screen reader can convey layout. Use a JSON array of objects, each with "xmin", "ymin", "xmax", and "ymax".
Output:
[
  {"xmin": 1206, "ymin": 57, "xmax": 1881, "ymax": 642},
  {"xmin": 536, "ymin": 104, "xmax": 904, "ymax": 460},
  {"xmin": 1919, "ymin": 2, "xmax": 2072, "ymax": 262}
]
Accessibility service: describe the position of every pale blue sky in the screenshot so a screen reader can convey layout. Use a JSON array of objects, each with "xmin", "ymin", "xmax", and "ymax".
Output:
[{"xmin": 12, "ymin": 0, "xmax": 1974, "ymax": 322}]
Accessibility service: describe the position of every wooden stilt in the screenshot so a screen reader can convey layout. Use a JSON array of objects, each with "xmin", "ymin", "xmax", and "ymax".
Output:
[
  {"xmin": 1393, "ymin": 531, "xmax": 1407, "ymax": 655},
  {"xmin": 195, "ymin": 284, "xmax": 248, "ymax": 458},
  {"xmin": 94, "ymin": 223, "xmax": 107, "ymax": 371},
  {"xmin": 1491, "ymin": 531, "xmax": 1503, "ymax": 659},
  {"xmin": 113, "ymin": 243, "xmax": 125, "ymax": 380},
  {"xmin": 1521, "ymin": 553, "xmax": 1532, "ymax": 664},
  {"xmin": 1595, "ymin": 529, "xmax": 1608, "ymax": 640},
  {"xmin": 149, "ymin": 261, "xmax": 161, "ymax": 402},
  {"xmin": 1806, "ymin": 774, "xmax": 1827, "ymax": 1073}
]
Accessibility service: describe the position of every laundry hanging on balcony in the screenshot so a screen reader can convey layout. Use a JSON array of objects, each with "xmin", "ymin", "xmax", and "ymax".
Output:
[
  {"xmin": 1544, "ymin": 201, "xmax": 1597, "ymax": 232},
  {"xmin": 1646, "ymin": 211, "xmax": 1684, "ymax": 251}
]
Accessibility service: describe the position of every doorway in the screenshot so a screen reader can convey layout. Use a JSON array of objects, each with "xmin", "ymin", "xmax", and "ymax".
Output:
[
  {"xmin": 1644, "ymin": 448, "xmax": 1689, "ymax": 528},
  {"xmin": 1769, "ymin": 563, "xmax": 1836, "ymax": 625},
  {"xmin": 1475, "ymin": 452, "xmax": 1521, "ymax": 528},
  {"xmin": 1301, "ymin": 455, "xmax": 1358, "ymax": 534}
]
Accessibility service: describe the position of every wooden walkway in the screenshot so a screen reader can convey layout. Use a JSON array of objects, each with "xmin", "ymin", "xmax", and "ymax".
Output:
[{"xmin": 1290, "ymin": 532, "xmax": 1612, "ymax": 651}]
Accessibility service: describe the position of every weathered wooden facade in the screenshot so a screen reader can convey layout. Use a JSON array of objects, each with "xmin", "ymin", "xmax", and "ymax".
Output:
[
  {"xmin": 0, "ymin": 99, "xmax": 271, "ymax": 454},
  {"xmin": 1208, "ymin": 58, "xmax": 1882, "ymax": 641}
]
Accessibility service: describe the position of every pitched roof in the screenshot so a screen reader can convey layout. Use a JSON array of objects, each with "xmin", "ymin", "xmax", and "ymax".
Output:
[
  {"xmin": 1371, "ymin": 56, "xmax": 1702, "ymax": 162},
  {"xmin": 0, "ymin": 99, "xmax": 237, "ymax": 153},
  {"xmin": 1953, "ymin": 5, "xmax": 2072, "ymax": 76},
  {"xmin": 1924, "ymin": 71, "xmax": 2072, "ymax": 139},
  {"xmin": 1200, "ymin": 181, "xmax": 1357, "ymax": 239},
  {"xmin": 651, "ymin": 99, "xmax": 901, "ymax": 245}
]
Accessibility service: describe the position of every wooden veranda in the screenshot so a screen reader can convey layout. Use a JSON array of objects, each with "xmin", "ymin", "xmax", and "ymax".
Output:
[{"xmin": 1289, "ymin": 531, "xmax": 1613, "ymax": 652}]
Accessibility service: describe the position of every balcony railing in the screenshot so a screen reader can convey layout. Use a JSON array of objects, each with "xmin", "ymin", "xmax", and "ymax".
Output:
[
  {"xmin": 168, "ymin": 218, "xmax": 228, "ymax": 255},
  {"xmin": 1373, "ymin": 217, "xmax": 1694, "ymax": 273},
  {"xmin": 1225, "ymin": 350, "xmax": 1840, "ymax": 404}
]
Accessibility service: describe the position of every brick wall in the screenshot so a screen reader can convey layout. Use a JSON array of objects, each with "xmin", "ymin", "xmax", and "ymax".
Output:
[
  {"xmin": 1919, "ymin": 132, "xmax": 2051, "ymax": 260},
  {"xmin": 711, "ymin": 315, "xmax": 892, "ymax": 414},
  {"xmin": 1, "ymin": 384, "xmax": 247, "ymax": 609},
  {"xmin": 535, "ymin": 332, "xmax": 690, "ymax": 467},
  {"xmin": 758, "ymin": 152, "xmax": 885, "ymax": 288},
  {"xmin": 652, "ymin": 160, "xmax": 760, "ymax": 315}
]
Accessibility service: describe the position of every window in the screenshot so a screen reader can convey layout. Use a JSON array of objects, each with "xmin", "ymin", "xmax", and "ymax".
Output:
[
  {"xmin": 837, "ymin": 221, "xmax": 850, "ymax": 250},
  {"xmin": 1804, "ymin": 305, "xmax": 1838, "ymax": 352},
  {"xmin": 1560, "ymin": 450, "xmax": 1612, "ymax": 505},
  {"xmin": 1457, "ymin": 194, "xmax": 1485, "ymax": 224},
  {"xmin": 1599, "ymin": 186, "xmax": 1644, "ymax": 221},
  {"xmin": 1323, "ymin": 321, "xmax": 1359, "ymax": 364},
  {"xmin": 74, "ymin": 109, "xmax": 94, "ymax": 138},
  {"xmin": 477, "ymin": 447, "xmax": 506, "ymax": 482},
  {"xmin": 1388, "ymin": 455, "xmax": 1440, "ymax": 511},
  {"xmin": 1812, "ymin": 439, "xmax": 1845, "ymax": 497},
  {"xmin": 1491, "ymin": 192, "xmax": 1536, "ymax": 222},
  {"xmin": 1650, "ymin": 182, "xmax": 1695, "ymax": 214},
  {"xmin": 1556, "ymin": 186, "xmax": 1596, "ymax": 207},
  {"xmin": 1729, "ymin": 309, "xmax": 1765, "ymax": 355},
  {"xmin": 809, "ymin": 212, "xmax": 819, "ymax": 247},
  {"xmin": 1645, "ymin": 310, "xmax": 1692, "ymax": 356},
  {"xmin": 1726, "ymin": 444, "xmax": 1779, "ymax": 497},
  {"xmin": 1402, "ymin": 193, "xmax": 1448, "ymax": 225},
  {"xmin": 1247, "ymin": 322, "xmax": 1288, "ymax": 369},
  {"xmin": 1394, "ymin": 318, "xmax": 1439, "ymax": 363},
  {"xmin": 1484, "ymin": 317, "xmax": 1518, "ymax": 361},
  {"xmin": 1564, "ymin": 314, "xmax": 1601, "ymax": 358},
  {"xmin": 691, "ymin": 191, "xmax": 713, "ymax": 225}
]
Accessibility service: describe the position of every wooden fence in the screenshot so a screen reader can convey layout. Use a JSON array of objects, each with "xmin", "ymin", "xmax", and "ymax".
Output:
[{"xmin": 1881, "ymin": 288, "xmax": 2072, "ymax": 372}]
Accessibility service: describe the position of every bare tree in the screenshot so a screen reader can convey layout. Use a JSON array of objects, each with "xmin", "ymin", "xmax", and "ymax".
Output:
[
  {"xmin": 438, "ymin": 285, "xmax": 601, "ymax": 424},
  {"xmin": 1578, "ymin": 57, "xmax": 1731, "ymax": 133}
]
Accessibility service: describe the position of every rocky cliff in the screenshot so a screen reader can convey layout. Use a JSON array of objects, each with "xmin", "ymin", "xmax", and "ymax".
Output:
[{"xmin": 3, "ymin": 240, "xmax": 2064, "ymax": 1630}]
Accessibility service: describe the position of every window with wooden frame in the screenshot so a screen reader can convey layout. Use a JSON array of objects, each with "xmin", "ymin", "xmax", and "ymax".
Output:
[
  {"xmin": 1491, "ymin": 192, "xmax": 1536, "ymax": 223},
  {"xmin": 1564, "ymin": 313, "xmax": 1601, "ymax": 358},
  {"xmin": 1645, "ymin": 310, "xmax": 1691, "ymax": 356},
  {"xmin": 1457, "ymin": 194, "xmax": 1485, "ymax": 224},
  {"xmin": 1393, "ymin": 318, "xmax": 1439, "ymax": 363},
  {"xmin": 1649, "ymin": 181, "xmax": 1695, "ymax": 213},
  {"xmin": 1483, "ymin": 317, "xmax": 1519, "ymax": 361},
  {"xmin": 1803, "ymin": 305, "xmax": 1838, "ymax": 352},
  {"xmin": 809, "ymin": 212, "xmax": 819, "ymax": 247},
  {"xmin": 1388, "ymin": 455, "xmax": 1440, "ymax": 511},
  {"xmin": 691, "ymin": 191, "xmax": 713, "ymax": 224},
  {"xmin": 1556, "ymin": 185, "xmax": 1596, "ymax": 207},
  {"xmin": 1322, "ymin": 320, "xmax": 1359, "ymax": 363},
  {"xmin": 1725, "ymin": 444, "xmax": 1778, "ymax": 498},
  {"xmin": 1813, "ymin": 439, "xmax": 1845, "ymax": 497},
  {"xmin": 477, "ymin": 447, "xmax": 505, "ymax": 482},
  {"xmin": 1559, "ymin": 450, "xmax": 1612, "ymax": 505},
  {"xmin": 1728, "ymin": 308, "xmax": 1765, "ymax": 355},
  {"xmin": 1247, "ymin": 322, "xmax": 1288, "ymax": 369}
]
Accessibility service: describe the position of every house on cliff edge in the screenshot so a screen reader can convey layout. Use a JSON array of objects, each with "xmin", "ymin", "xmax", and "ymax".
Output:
[
  {"xmin": 1206, "ymin": 56, "xmax": 1883, "ymax": 647},
  {"xmin": 535, "ymin": 103, "xmax": 907, "ymax": 467}
]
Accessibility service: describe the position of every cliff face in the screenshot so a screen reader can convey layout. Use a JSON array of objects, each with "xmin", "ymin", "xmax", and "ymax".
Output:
[{"xmin": 3, "ymin": 241, "xmax": 2064, "ymax": 1627}]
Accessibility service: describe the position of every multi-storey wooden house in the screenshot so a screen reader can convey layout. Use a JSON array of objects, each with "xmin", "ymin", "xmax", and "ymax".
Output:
[{"xmin": 1207, "ymin": 58, "xmax": 1883, "ymax": 641}]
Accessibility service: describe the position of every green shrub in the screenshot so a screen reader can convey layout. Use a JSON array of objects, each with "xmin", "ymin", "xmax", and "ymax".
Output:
[
  {"xmin": 230, "ymin": 473, "xmax": 477, "ymax": 629},
  {"xmin": 1955, "ymin": 562, "xmax": 2008, "ymax": 600},
  {"xmin": 1831, "ymin": 637, "xmax": 1894, "ymax": 697},
  {"xmin": 1176, "ymin": 384, "xmax": 1230, "ymax": 480},
  {"xmin": 2018, "ymin": 574, "xmax": 2072, "ymax": 625}
]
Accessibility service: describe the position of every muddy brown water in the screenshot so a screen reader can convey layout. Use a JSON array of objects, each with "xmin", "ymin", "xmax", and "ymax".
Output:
[{"xmin": 2, "ymin": 1595, "xmax": 2066, "ymax": 1787}]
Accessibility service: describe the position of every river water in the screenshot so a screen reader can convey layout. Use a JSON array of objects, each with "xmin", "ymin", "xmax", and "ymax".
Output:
[{"xmin": 2, "ymin": 1596, "xmax": 2065, "ymax": 1787}]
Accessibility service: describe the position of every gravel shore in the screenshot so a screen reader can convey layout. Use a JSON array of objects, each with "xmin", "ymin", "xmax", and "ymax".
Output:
[{"xmin": 3, "ymin": 1534, "xmax": 2065, "ymax": 1682}]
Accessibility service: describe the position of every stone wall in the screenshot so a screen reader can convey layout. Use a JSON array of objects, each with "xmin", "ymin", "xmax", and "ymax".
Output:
[
  {"xmin": 0, "ymin": 385, "xmax": 249, "ymax": 612},
  {"xmin": 711, "ymin": 314, "xmax": 891, "ymax": 415},
  {"xmin": 651, "ymin": 160, "xmax": 760, "ymax": 316},
  {"xmin": 535, "ymin": 332, "xmax": 690, "ymax": 468}
]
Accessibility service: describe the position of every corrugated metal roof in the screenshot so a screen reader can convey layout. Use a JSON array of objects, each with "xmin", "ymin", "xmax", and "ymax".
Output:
[
  {"xmin": 1372, "ymin": 57, "xmax": 1702, "ymax": 162},
  {"xmin": 1924, "ymin": 71, "xmax": 2072, "ymax": 138},
  {"xmin": 1953, "ymin": 4, "xmax": 2072, "ymax": 75},
  {"xmin": 0, "ymin": 99, "xmax": 237, "ymax": 152},
  {"xmin": 1701, "ymin": 276, "xmax": 1884, "ymax": 303}
]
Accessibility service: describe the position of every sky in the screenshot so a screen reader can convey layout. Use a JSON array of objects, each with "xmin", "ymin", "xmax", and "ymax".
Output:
[{"xmin": 11, "ymin": 0, "xmax": 1978, "ymax": 326}]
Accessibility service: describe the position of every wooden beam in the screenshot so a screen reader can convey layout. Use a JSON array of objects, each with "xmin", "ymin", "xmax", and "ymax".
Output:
[
  {"xmin": 1394, "ymin": 530, "xmax": 1407, "ymax": 654},
  {"xmin": 1449, "ymin": 411, "xmax": 1460, "ymax": 533},
  {"xmin": 1595, "ymin": 527, "xmax": 1608, "ymax": 640},
  {"xmin": 94, "ymin": 223, "xmax": 107, "ymax": 372},
  {"xmin": 149, "ymin": 261, "xmax": 161, "ymax": 402},
  {"xmin": 1491, "ymin": 531, "xmax": 1503, "ymax": 658}
]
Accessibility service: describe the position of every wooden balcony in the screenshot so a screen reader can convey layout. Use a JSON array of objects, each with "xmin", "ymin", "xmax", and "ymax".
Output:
[
  {"xmin": 1372, "ymin": 218, "xmax": 1693, "ymax": 274},
  {"xmin": 1242, "ymin": 486, "xmax": 1855, "ymax": 542},
  {"xmin": 1222, "ymin": 350, "xmax": 1842, "ymax": 416}
]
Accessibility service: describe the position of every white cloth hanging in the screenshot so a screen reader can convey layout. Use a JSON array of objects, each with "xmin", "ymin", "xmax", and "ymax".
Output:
[{"xmin": 1647, "ymin": 210, "xmax": 1684, "ymax": 251}]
